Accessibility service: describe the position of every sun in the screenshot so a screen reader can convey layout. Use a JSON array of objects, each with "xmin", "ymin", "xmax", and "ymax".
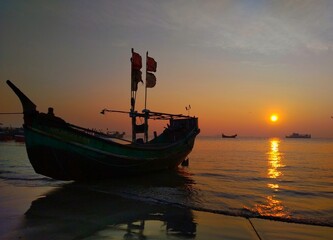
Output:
[{"xmin": 270, "ymin": 114, "xmax": 279, "ymax": 122}]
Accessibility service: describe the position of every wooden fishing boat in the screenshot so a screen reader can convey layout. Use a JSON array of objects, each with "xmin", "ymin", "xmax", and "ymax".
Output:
[
  {"xmin": 222, "ymin": 134, "xmax": 237, "ymax": 138},
  {"xmin": 6, "ymin": 50, "xmax": 199, "ymax": 181}
]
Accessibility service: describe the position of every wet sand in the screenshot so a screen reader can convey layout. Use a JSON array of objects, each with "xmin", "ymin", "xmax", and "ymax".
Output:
[{"xmin": 1, "ymin": 181, "xmax": 332, "ymax": 240}]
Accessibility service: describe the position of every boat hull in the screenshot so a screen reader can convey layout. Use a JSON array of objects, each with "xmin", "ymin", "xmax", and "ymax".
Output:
[
  {"xmin": 24, "ymin": 125, "xmax": 197, "ymax": 180},
  {"xmin": 285, "ymin": 133, "xmax": 311, "ymax": 138},
  {"xmin": 222, "ymin": 134, "xmax": 237, "ymax": 138}
]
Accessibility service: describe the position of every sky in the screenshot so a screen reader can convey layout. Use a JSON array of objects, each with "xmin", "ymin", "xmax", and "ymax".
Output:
[{"xmin": 1, "ymin": 0, "xmax": 333, "ymax": 138}]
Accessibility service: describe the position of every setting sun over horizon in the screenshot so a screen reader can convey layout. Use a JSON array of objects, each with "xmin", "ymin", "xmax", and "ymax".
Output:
[
  {"xmin": 1, "ymin": 1, "xmax": 333, "ymax": 138},
  {"xmin": 270, "ymin": 114, "xmax": 279, "ymax": 123}
]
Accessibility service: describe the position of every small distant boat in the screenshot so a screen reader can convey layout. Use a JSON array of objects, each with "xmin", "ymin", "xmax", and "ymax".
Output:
[
  {"xmin": 222, "ymin": 134, "xmax": 237, "ymax": 138},
  {"xmin": 0, "ymin": 127, "xmax": 25, "ymax": 142},
  {"xmin": 285, "ymin": 133, "xmax": 311, "ymax": 139},
  {"xmin": 14, "ymin": 134, "xmax": 25, "ymax": 142},
  {"xmin": 13, "ymin": 128, "xmax": 25, "ymax": 142},
  {"xmin": 0, "ymin": 132, "xmax": 13, "ymax": 141}
]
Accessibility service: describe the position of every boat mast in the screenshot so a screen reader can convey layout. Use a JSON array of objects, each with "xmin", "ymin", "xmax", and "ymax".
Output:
[
  {"xmin": 130, "ymin": 49, "xmax": 157, "ymax": 143},
  {"xmin": 130, "ymin": 48, "xmax": 138, "ymax": 143},
  {"xmin": 144, "ymin": 51, "xmax": 148, "ymax": 111},
  {"xmin": 144, "ymin": 51, "xmax": 149, "ymax": 143},
  {"xmin": 144, "ymin": 51, "xmax": 157, "ymax": 142}
]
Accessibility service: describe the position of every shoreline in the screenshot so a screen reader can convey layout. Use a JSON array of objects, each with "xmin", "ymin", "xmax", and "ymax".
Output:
[{"xmin": 1, "ymin": 181, "xmax": 332, "ymax": 240}]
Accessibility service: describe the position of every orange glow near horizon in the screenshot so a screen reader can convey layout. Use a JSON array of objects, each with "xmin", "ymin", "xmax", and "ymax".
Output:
[{"xmin": 1, "ymin": 2, "xmax": 333, "ymax": 138}]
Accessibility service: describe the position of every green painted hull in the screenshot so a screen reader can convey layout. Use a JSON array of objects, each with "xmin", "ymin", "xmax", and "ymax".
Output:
[{"xmin": 24, "ymin": 122, "xmax": 198, "ymax": 180}]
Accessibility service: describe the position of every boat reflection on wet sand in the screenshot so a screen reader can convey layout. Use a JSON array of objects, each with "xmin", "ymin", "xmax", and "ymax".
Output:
[{"xmin": 18, "ymin": 172, "xmax": 197, "ymax": 239}]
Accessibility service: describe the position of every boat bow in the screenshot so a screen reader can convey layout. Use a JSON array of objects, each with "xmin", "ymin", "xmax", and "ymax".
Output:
[{"xmin": 6, "ymin": 80, "xmax": 36, "ymax": 114}]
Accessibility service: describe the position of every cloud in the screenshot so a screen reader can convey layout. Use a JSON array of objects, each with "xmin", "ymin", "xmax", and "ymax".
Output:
[{"xmin": 159, "ymin": 0, "xmax": 333, "ymax": 56}]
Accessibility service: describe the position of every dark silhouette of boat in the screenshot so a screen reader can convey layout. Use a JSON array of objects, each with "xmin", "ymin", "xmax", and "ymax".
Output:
[
  {"xmin": 285, "ymin": 133, "xmax": 311, "ymax": 138},
  {"xmin": 222, "ymin": 134, "xmax": 237, "ymax": 138},
  {"xmin": 6, "ymin": 50, "xmax": 199, "ymax": 181}
]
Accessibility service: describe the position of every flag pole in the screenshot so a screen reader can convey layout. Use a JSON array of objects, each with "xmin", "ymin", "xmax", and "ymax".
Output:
[
  {"xmin": 131, "ymin": 48, "xmax": 136, "ymax": 143},
  {"xmin": 144, "ymin": 51, "xmax": 149, "ymax": 142},
  {"xmin": 144, "ymin": 51, "xmax": 148, "ymax": 110}
]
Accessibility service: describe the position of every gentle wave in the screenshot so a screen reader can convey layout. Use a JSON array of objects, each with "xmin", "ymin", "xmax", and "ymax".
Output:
[
  {"xmin": 197, "ymin": 172, "xmax": 267, "ymax": 182},
  {"xmin": 278, "ymin": 188, "xmax": 331, "ymax": 197},
  {"xmin": 90, "ymin": 185, "xmax": 333, "ymax": 227}
]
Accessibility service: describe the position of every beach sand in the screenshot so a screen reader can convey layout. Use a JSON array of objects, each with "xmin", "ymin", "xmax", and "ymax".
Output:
[{"xmin": 1, "ymin": 181, "xmax": 332, "ymax": 240}]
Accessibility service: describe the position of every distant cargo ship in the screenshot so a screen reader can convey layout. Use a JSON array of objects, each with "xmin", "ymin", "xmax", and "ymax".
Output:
[{"xmin": 285, "ymin": 133, "xmax": 311, "ymax": 138}]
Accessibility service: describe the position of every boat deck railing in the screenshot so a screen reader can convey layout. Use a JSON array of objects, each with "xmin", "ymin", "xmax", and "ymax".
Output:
[{"xmin": 67, "ymin": 123, "xmax": 132, "ymax": 143}]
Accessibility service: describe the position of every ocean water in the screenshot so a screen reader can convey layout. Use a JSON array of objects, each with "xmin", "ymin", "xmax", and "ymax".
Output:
[{"xmin": 0, "ymin": 137, "xmax": 333, "ymax": 227}]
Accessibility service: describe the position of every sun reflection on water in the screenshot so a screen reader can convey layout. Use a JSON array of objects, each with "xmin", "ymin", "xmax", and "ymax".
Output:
[
  {"xmin": 267, "ymin": 139, "xmax": 284, "ymax": 180},
  {"xmin": 251, "ymin": 139, "xmax": 290, "ymax": 219}
]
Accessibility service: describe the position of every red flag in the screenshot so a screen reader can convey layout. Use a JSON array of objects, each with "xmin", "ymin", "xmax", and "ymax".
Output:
[
  {"xmin": 146, "ymin": 56, "xmax": 157, "ymax": 72},
  {"xmin": 131, "ymin": 69, "xmax": 143, "ymax": 91},
  {"xmin": 146, "ymin": 72, "xmax": 156, "ymax": 88},
  {"xmin": 132, "ymin": 51, "xmax": 142, "ymax": 70}
]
